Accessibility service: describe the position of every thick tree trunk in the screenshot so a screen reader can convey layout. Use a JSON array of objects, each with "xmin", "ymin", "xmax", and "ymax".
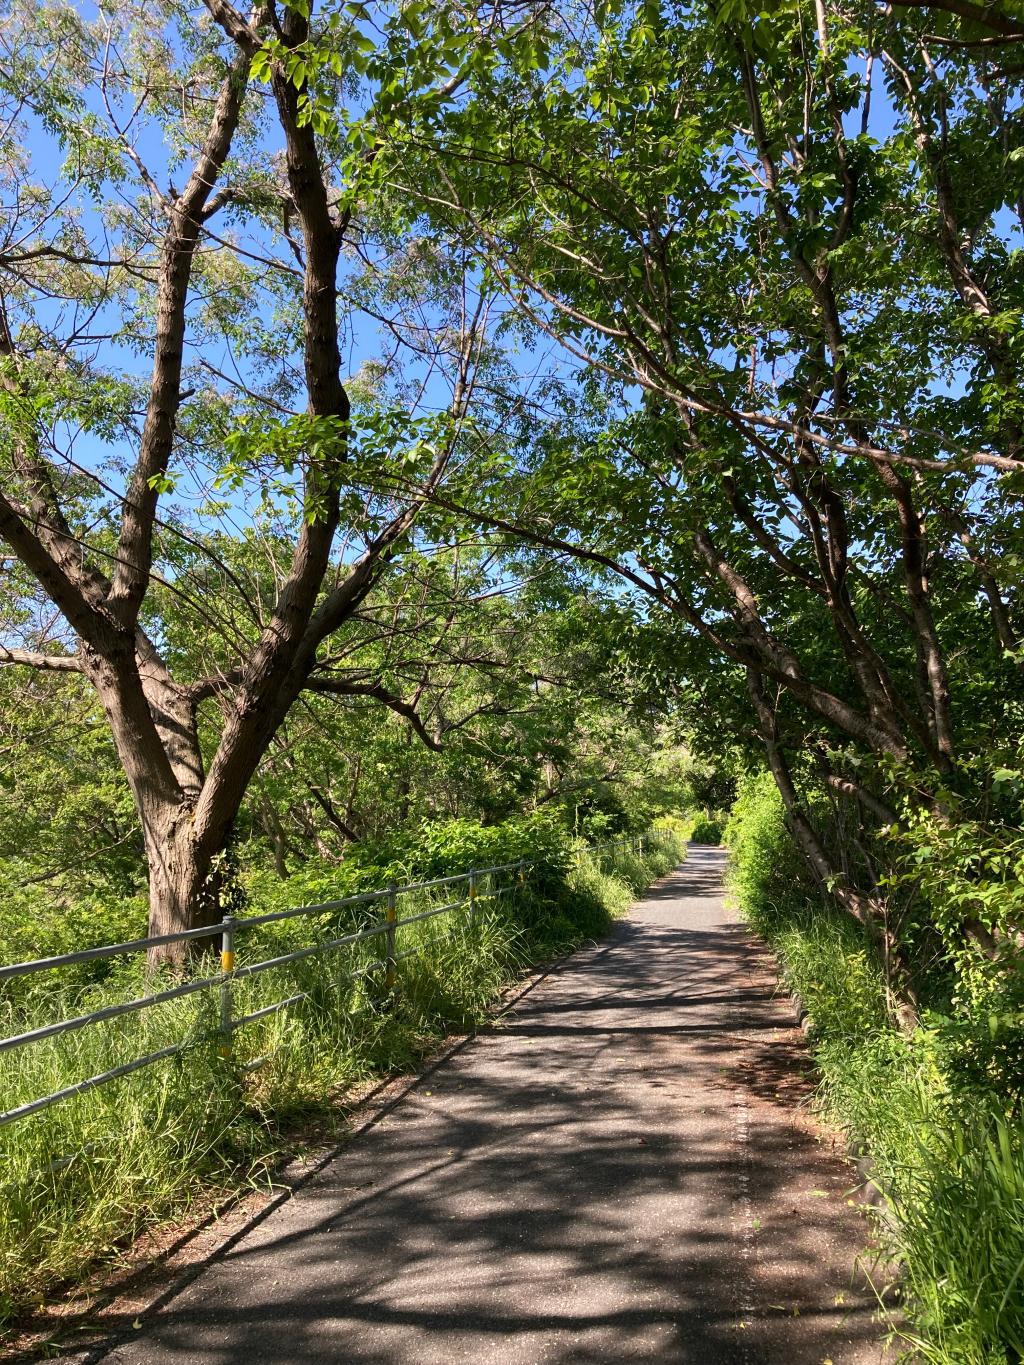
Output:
[{"xmin": 143, "ymin": 812, "xmax": 218, "ymax": 968}]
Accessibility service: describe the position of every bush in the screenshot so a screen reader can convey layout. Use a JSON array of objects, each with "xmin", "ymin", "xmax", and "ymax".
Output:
[{"xmin": 689, "ymin": 812, "xmax": 724, "ymax": 844}]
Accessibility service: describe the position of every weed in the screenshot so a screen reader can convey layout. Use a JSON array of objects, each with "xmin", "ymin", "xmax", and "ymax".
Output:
[{"xmin": 726, "ymin": 773, "xmax": 1024, "ymax": 1364}]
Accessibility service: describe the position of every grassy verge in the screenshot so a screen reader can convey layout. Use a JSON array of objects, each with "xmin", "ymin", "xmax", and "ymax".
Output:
[
  {"xmin": 0, "ymin": 830, "xmax": 683, "ymax": 1329},
  {"xmin": 726, "ymin": 774, "xmax": 1024, "ymax": 1365}
]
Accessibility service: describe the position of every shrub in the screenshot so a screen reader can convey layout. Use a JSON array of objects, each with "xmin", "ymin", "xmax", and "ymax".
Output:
[{"xmin": 689, "ymin": 812, "xmax": 724, "ymax": 844}]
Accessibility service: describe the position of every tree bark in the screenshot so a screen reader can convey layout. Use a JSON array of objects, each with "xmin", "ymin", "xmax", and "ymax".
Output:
[{"xmin": 143, "ymin": 812, "xmax": 217, "ymax": 965}]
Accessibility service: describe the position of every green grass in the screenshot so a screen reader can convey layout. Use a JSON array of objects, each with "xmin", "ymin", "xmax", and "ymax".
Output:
[
  {"xmin": 887, "ymin": 1106, "xmax": 1024, "ymax": 1364},
  {"xmin": 0, "ymin": 833, "xmax": 684, "ymax": 1328},
  {"xmin": 726, "ymin": 773, "xmax": 1024, "ymax": 1364}
]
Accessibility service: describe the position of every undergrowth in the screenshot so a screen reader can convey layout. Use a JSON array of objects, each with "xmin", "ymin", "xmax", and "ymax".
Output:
[
  {"xmin": 727, "ymin": 773, "xmax": 1024, "ymax": 1364},
  {"xmin": 0, "ymin": 824, "xmax": 683, "ymax": 1328}
]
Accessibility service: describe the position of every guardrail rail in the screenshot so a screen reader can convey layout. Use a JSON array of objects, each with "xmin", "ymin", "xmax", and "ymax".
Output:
[{"xmin": 0, "ymin": 831, "xmax": 670, "ymax": 1133}]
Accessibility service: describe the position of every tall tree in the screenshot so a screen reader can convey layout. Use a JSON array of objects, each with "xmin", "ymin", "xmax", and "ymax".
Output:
[
  {"xmin": 0, "ymin": 0, "xmax": 489, "ymax": 957},
  {"xmin": 391, "ymin": 0, "xmax": 1024, "ymax": 997}
]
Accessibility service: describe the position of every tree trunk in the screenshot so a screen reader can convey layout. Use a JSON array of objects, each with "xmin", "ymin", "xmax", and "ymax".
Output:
[
  {"xmin": 144, "ymin": 812, "xmax": 218, "ymax": 968},
  {"xmin": 746, "ymin": 668, "xmax": 921, "ymax": 1027},
  {"xmin": 260, "ymin": 797, "xmax": 291, "ymax": 879}
]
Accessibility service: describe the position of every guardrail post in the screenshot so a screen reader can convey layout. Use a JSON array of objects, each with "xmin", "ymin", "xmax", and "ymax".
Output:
[
  {"xmin": 517, "ymin": 859, "xmax": 527, "ymax": 896},
  {"xmin": 218, "ymin": 914, "xmax": 235, "ymax": 1059},
  {"xmin": 385, "ymin": 884, "xmax": 398, "ymax": 994},
  {"xmin": 468, "ymin": 869, "xmax": 478, "ymax": 927}
]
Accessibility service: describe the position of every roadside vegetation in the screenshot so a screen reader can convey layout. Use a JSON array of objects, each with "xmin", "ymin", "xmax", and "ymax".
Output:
[
  {"xmin": 0, "ymin": 822, "xmax": 684, "ymax": 1325},
  {"xmin": 727, "ymin": 775, "xmax": 1024, "ymax": 1365},
  {"xmin": 1, "ymin": 0, "xmax": 1022, "ymax": 1353}
]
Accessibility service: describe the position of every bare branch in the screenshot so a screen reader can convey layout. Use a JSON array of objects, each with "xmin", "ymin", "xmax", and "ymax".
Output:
[{"xmin": 0, "ymin": 646, "xmax": 82, "ymax": 672}]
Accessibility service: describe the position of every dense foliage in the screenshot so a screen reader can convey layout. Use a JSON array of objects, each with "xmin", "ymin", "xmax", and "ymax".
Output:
[
  {"xmin": 2, "ymin": 0, "xmax": 1024, "ymax": 1354},
  {"xmin": 394, "ymin": 0, "xmax": 1024, "ymax": 1030},
  {"xmin": 728, "ymin": 776, "xmax": 1024, "ymax": 1363},
  {"xmin": 0, "ymin": 552, "xmax": 688, "ymax": 964}
]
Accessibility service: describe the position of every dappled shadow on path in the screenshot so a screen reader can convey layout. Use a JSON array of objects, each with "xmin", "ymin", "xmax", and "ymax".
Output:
[{"xmin": 95, "ymin": 847, "xmax": 887, "ymax": 1365}]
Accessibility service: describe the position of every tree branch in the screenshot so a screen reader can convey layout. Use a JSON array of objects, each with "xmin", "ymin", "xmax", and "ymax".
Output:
[
  {"xmin": 0, "ymin": 646, "xmax": 82, "ymax": 672},
  {"xmin": 889, "ymin": 0, "xmax": 1024, "ymax": 38},
  {"xmin": 108, "ymin": 47, "xmax": 252, "ymax": 626},
  {"xmin": 306, "ymin": 676, "xmax": 443, "ymax": 751}
]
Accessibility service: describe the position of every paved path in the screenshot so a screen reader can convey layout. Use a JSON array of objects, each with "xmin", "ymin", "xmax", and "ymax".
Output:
[{"xmin": 102, "ymin": 847, "xmax": 889, "ymax": 1364}]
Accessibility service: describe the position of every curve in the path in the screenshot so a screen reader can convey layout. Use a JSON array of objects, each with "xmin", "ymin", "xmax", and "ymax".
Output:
[{"xmin": 98, "ymin": 846, "xmax": 889, "ymax": 1364}]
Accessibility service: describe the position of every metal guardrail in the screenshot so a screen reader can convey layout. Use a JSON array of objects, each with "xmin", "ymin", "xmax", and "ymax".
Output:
[{"xmin": 0, "ymin": 832, "xmax": 667, "ymax": 1131}]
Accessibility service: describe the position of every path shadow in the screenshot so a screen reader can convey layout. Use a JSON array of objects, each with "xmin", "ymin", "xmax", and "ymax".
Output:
[{"xmin": 80, "ymin": 851, "xmax": 889, "ymax": 1365}]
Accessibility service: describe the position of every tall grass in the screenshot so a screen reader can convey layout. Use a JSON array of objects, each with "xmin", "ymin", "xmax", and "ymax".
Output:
[
  {"xmin": 889, "ymin": 1109, "xmax": 1024, "ymax": 1364},
  {"xmin": 0, "ymin": 833, "xmax": 684, "ymax": 1326},
  {"xmin": 727, "ymin": 773, "xmax": 1024, "ymax": 1365}
]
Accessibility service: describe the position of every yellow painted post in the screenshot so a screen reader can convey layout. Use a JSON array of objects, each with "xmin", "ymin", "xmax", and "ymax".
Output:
[
  {"xmin": 385, "ymin": 884, "xmax": 398, "ymax": 994},
  {"xmin": 218, "ymin": 914, "xmax": 235, "ymax": 1059},
  {"xmin": 468, "ymin": 869, "xmax": 478, "ymax": 928}
]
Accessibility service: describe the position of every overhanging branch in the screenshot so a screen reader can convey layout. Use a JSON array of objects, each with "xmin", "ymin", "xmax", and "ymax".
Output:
[
  {"xmin": 0, "ymin": 646, "xmax": 82, "ymax": 672},
  {"xmin": 305, "ymin": 676, "xmax": 443, "ymax": 751}
]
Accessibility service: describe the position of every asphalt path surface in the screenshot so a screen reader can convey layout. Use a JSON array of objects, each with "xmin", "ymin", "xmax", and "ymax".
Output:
[{"xmin": 101, "ymin": 846, "xmax": 889, "ymax": 1364}]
